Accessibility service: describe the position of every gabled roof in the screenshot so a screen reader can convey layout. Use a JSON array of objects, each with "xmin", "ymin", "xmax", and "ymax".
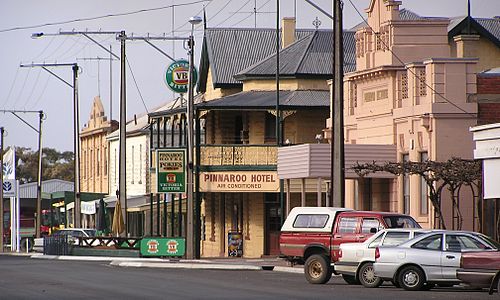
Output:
[
  {"xmin": 349, "ymin": 8, "xmax": 429, "ymax": 31},
  {"xmin": 448, "ymin": 16, "xmax": 500, "ymax": 47},
  {"xmin": 197, "ymin": 28, "xmax": 314, "ymax": 92},
  {"xmin": 234, "ymin": 30, "xmax": 356, "ymax": 81},
  {"xmin": 196, "ymin": 90, "xmax": 329, "ymax": 110}
]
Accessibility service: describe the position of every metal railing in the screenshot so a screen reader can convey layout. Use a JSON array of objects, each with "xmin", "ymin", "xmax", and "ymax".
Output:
[
  {"xmin": 199, "ymin": 145, "xmax": 277, "ymax": 166},
  {"xmin": 43, "ymin": 235, "xmax": 69, "ymax": 255}
]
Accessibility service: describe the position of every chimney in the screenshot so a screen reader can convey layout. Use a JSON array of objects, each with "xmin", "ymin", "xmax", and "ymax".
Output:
[{"xmin": 281, "ymin": 17, "xmax": 296, "ymax": 48}]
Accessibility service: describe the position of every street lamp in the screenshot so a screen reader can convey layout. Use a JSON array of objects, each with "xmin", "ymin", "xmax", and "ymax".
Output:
[{"xmin": 186, "ymin": 15, "xmax": 202, "ymax": 259}]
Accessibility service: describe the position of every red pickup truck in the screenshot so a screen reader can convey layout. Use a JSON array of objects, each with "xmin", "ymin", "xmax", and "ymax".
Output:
[{"xmin": 279, "ymin": 207, "xmax": 421, "ymax": 284}]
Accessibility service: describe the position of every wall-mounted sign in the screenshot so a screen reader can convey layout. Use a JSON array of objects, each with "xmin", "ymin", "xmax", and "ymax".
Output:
[
  {"xmin": 156, "ymin": 149, "xmax": 186, "ymax": 193},
  {"xmin": 140, "ymin": 237, "xmax": 186, "ymax": 257},
  {"xmin": 200, "ymin": 171, "xmax": 279, "ymax": 192},
  {"xmin": 2, "ymin": 179, "xmax": 16, "ymax": 198},
  {"xmin": 164, "ymin": 60, "xmax": 198, "ymax": 94}
]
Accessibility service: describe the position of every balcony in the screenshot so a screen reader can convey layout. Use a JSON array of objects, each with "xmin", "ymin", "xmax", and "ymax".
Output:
[{"xmin": 199, "ymin": 145, "xmax": 277, "ymax": 169}]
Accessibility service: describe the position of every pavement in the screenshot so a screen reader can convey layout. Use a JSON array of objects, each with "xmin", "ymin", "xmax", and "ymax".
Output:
[{"xmin": 22, "ymin": 252, "xmax": 304, "ymax": 274}]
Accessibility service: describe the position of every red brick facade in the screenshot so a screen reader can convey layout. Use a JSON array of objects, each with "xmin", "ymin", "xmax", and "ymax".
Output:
[{"xmin": 477, "ymin": 74, "xmax": 500, "ymax": 125}]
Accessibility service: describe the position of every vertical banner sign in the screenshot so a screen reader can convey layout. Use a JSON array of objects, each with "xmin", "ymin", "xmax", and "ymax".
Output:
[{"xmin": 156, "ymin": 149, "xmax": 186, "ymax": 193}]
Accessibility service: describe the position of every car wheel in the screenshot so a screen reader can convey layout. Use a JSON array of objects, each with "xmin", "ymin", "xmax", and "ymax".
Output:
[
  {"xmin": 398, "ymin": 266, "xmax": 426, "ymax": 291},
  {"xmin": 342, "ymin": 274, "xmax": 360, "ymax": 285},
  {"xmin": 358, "ymin": 262, "xmax": 383, "ymax": 288},
  {"xmin": 391, "ymin": 280, "xmax": 401, "ymax": 288},
  {"xmin": 304, "ymin": 254, "xmax": 332, "ymax": 284}
]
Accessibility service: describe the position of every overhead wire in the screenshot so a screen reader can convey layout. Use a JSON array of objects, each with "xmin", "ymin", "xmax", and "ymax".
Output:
[
  {"xmin": 13, "ymin": 67, "xmax": 32, "ymax": 110},
  {"xmin": 346, "ymin": 0, "xmax": 475, "ymax": 117},
  {"xmin": 230, "ymin": 0, "xmax": 272, "ymax": 27},
  {"xmin": 126, "ymin": 57, "xmax": 149, "ymax": 113},
  {"xmin": 22, "ymin": 67, "xmax": 43, "ymax": 109},
  {"xmin": 0, "ymin": 0, "xmax": 212, "ymax": 34},
  {"xmin": 2, "ymin": 67, "xmax": 20, "ymax": 109},
  {"xmin": 30, "ymin": 74, "xmax": 51, "ymax": 110},
  {"xmin": 214, "ymin": 0, "xmax": 253, "ymax": 27}
]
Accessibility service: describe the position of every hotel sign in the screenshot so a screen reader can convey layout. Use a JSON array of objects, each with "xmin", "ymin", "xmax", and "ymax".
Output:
[
  {"xmin": 156, "ymin": 149, "xmax": 186, "ymax": 193},
  {"xmin": 200, "ymin": 171, "xmax": 279, "ymax": 192}
]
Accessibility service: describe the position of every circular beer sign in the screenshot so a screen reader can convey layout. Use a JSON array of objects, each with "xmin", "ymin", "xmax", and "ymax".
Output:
[{"xmin": 164, "ymin": 60, "xmax": 198, "ymax": 93}]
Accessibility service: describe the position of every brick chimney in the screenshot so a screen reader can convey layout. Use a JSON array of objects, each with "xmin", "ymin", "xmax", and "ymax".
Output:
[{"xmin": 281, "ymin": 17, "xmax": 296, "ymax": 48}]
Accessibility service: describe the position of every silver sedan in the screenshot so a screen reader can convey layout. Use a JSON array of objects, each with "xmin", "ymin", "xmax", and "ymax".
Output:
[{"xmin": 373, "ymin": 230, "xmax": 498, "ymax": 291}]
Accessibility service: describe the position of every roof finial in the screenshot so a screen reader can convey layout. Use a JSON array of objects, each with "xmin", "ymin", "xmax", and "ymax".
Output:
[{"xmin": 312, "ymin": 17, "xmax": 321, "ymax": 30}]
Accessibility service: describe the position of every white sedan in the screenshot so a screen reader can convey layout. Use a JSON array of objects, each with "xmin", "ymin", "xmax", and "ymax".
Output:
[
  {"xmin": 336, "ymin": 229, "xmax": 429, "ymax": 287},
  {"xmin": 373, "ymin": 230, "xmax": 499, "ymax": 291}
]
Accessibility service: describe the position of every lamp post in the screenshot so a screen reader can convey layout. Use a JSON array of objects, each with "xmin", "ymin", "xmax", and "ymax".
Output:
[{"xmin": 186, "ymin": 15, "xmax": 202, "ymax": 260}]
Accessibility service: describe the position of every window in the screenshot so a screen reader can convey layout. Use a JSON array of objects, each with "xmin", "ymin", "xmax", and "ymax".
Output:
[
  {"xmin": 368, "ymin": 234, "xmax": 384, "ymax": 248},
  {"xmin": 445, "ymin": 234, "xmax": 488, "ymax": 252},
  {"xmin": 361, "ymin": 218, "xmax": 381, "ymax": 233},
  {"xmin": 293, "ymin": 214, "xmax": 329, "ymax": 229},
  {"xmin": 338, "ymin": 217, "xmax": 358, "ymax": 233},
  {"xmin": 139, "ymin": 144, "xmax": 142, "ymax": 184},
  {"xmin": 412, "ymin": 234, "xmax": 442, "ymax": 250},
  {"xmin": 131, "ymin": 145, "xmax": 135, "ymax": 184},
  {"xmin": 265, "ymin": 112, "xmax": 276, "ymax": 142},
  {"xmin": 383, "ymin": 216, "xmax": 420, "ymax": 228},
  {"xmin": 401, "ymin": 73, "xmax": 408, "ymax": 100},
  {"xmin": 418, "ymin": 69, "xmax": 427, "ymax": 97},
  {"xmin": 97, "ymin": 149, "xmax": 100, "ymax": 176},
  {"xmin": 104, "ymin": 147, "xmax": 107, "ymax": 176},
  {"xmin": 402, "ymin": 154, "xmax": 410, "ymax": 215},
  {"xmin": 382, "ymin": 232, "xmax": 410, "ymax": 246},
  {"xmin": 420, "ymin": 152, "xmax": 428, "ymax": 215}
]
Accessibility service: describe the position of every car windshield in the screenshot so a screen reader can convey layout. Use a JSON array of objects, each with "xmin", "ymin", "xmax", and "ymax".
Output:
[
  {"xmin": 84, "ymin": 229, "xmax": 97, "ymax": 237},
  {"xmin": 383, "ymin": 216, "xmax": 421, "ymax": 229}
]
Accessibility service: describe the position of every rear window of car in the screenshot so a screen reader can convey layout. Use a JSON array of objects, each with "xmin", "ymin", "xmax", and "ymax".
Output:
[
  {"xmin": 338, "ymin": 217, "xmax": 358, "ymax": 233},
  {"xmin": 381, "ymin": 232, "xmax": 410, "ymax": 246},
  {"xmin": 383, "ymin": 216, "xmax": 421, "ymax": 229},
  {"xmin": 293, "ymin": 214, "xmax": 329, "ymax": 228}
]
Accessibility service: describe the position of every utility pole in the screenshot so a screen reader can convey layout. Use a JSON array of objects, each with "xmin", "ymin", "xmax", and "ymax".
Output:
[
  {"xmin": 20, "ymin": 62, "xmax": 81, "ymax": 226},
  {"xmin": 1, "ymin": 109, "xmax": 45, "ymax": 237},
  {"xmin": 118, "ymin": 31, "xmax": 127, "ymax": 236},
  {"xmin": 35, "ymin": 111, "xmax": 44, "ymax": 237},
  {"xmin": 332, "ymin": 0, "xmax": 345, "ymax": 207},
  {"xmin": 0, "ymin": 126, "xmax": 4, "ymax": 252}
]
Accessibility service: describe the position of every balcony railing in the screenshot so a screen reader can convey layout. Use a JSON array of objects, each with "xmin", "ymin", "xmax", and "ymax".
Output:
[{"xmin": 199, "ymin": 145, "xmax": 277, "ymax": 166}]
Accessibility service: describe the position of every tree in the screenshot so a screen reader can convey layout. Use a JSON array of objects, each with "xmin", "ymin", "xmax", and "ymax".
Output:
[
  {"xmin": 15, "ymin": 147, "xmax": 74, "ymax": 184},
  {"xmin": 352, "ymin": 158, "xmax": 482, "ymax": 230}
]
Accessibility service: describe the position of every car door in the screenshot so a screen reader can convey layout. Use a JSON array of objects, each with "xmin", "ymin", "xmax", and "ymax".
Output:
[
  {"xmin": 441, "ymin": 233, "xmax": 490, "ymax": 280},
  {"xmin": 409, "ymin": 233, "xmax": 443, "ymax": 281},
  {"xmin": 359, "ymin": 218, "xmax": 382, "ymax": 242},
  {"xmin": 332, "ymin": 216, "xmax": 359, "ymax": 260}
]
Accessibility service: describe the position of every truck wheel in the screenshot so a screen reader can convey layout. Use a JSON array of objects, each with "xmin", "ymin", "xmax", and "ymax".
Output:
[
  {"xmin": 304, "ymin": 254, "xmax": 332, "ymax": 284},
  {"xmin": 20, "ymin": 238, "xmax": 34, "ymax": 252},
  {"xmin": 342, "ymin": 274, "xmax": 360, "ymax": 285},
  {"xmin": 398, "ymin": 266, "xmax": 426, "ymax": 291},
  {"xmin": 358, "ymin": 262, "xmax": 382, "ymax": 288}
]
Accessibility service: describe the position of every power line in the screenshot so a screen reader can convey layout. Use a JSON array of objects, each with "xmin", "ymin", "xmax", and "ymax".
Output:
[
  {"xmin": 231, "ymin": 0, "xmax": 272, "ymax": 27},
  {"xmin": 2, "ymin": 67, "xmax": 20, "ymax": 110},
  {"xmin": 214, "ymin": 0, "xmax": 253, "ymax": 27},
  {"xmin": 346, "ymin": 0, "xmax": 475, "ymax": 117},
  {"xmin": 23, "ymin": 67, "xmax": 43, "ymax": 109},
  {"xmin": 0, "ymin": 0, "xmax": 211, "ymax": 34},
  {"xmin": 30, "ymin": 74, "xmax": 51, "ymax": 110},
  {"xmin": 126, "ymin": 57, "xmax": 149, "ymax": 114}
]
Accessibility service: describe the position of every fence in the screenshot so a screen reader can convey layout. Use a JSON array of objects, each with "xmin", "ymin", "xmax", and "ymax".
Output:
[{"xmin": 43, "ymin": 235, "xmax": 69, "ymax": 255}]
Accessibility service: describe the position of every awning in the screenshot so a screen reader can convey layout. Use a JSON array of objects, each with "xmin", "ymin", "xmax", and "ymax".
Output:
[{"xmin": 102, "ymin": 194, "xmax": 151, "ymax": 211}]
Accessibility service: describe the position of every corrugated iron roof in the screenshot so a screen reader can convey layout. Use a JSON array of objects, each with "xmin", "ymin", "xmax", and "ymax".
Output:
[
  {"xmin": 19, "ymin": 179, "xmax": 74, "ymax": 199},
  {"xmin": 196, "ymin": 90, "xmax": 329, "ymax": 110},
  {"xmin": 200, "ymin": 28, "xmax": 313, "ymax": 90},
  {"xmin": 448, "ymin": 16, "xmax": 500, "ymax": 48},
  {"xmin": 234, "ymin": 30, "xmax": 356, "ymax": 80},
  {"xmin": 350, "ymin": 8, "xmax": 428, "ymax": 31}
]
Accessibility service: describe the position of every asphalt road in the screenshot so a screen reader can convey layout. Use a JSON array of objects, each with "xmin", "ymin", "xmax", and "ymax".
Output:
[{"xmin": 0, "ymin": 256, "xmax": 492, "ymax": 300}]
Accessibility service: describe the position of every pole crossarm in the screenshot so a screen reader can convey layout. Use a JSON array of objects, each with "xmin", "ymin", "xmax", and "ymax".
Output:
[
  {"xmin": 0, "ymin": 109, "xmax": 44, "ymax": 133},
  {"xmin": 20, "ymin": 63, "xmax": 76, "ymax": 88},
  {"xmin": 125, "ymin": 36, "xmax": 189, "ymax": 61}
]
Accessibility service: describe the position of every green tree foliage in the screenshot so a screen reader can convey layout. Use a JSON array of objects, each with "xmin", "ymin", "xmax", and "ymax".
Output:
[{"xmin": 15, "ymin": 147, "xmax": 74, "ymax": 184}]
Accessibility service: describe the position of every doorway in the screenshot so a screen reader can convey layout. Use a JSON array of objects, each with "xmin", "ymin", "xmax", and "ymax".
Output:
[{"xmin": 264, "ymin": 193, "xmax": 281, "ymax": 256}]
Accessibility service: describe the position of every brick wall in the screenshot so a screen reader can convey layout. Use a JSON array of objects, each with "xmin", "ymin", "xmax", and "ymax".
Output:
[{"xmin": 477, "ymin": 74, "xmax": 500, "ymax": 125}]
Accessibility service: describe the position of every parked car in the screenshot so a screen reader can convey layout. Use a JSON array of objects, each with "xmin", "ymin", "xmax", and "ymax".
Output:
[
  {"xmin": 34, "ymin": 228, "xmax": 98, "ymax": 250},
  {"xmin": 456, "ymin": 247, "xmax": 500, "ymax": 295},
  {"xmin": 336, "ymin": 228, "xmax": 430, "ymax": 288},
  {"xmin": 279, "ymin": 207, "xmax": 421, "ymax": 284},
  {"xmin": 373, "ymin": 230, "xmax": 498, "ymax": 291}
]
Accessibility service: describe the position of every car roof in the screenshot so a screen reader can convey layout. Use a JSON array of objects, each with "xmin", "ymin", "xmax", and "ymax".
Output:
[{"xmin": 338, "ymin": 211, "xmax": 412, "ymax": 217}]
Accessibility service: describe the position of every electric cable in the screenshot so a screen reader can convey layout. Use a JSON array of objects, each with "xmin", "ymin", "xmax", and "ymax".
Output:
[
  {"xmin": 2, "ymin": 67, "xmax": 20, "ymax": 109},
  {"xmin": 230, "ymin": 0, "xmax": 272, "ymax": 27},
  {"xmin": 126, "ymin": 56, "xmax": 149, "ymax": 113},
  {"xmin": 23, "ymin": 67, "xmax": 42, "ymax": 109},
  {"xmin": 214, "ymin": 0, "xmax": 252, "ymax": 27},
  {"xmin": 30, "ymin": 73, "xmax": 51, "ymax": 110}
]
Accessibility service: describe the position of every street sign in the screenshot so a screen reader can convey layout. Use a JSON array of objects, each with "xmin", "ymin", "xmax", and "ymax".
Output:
[
  {"xmin": 2, "ymin": 179, "xmax": 16, "ymax": 197},
  {"xmin": 164, "ymin": 60, "xmax": 198, "ymax": 93},
  {"xmin": 156, "ymin": 149, "xmax": 186, "ymax": 193},
  {"xmin": 140, "ymin": 237, "xmax": 186, "ymax": 257}
]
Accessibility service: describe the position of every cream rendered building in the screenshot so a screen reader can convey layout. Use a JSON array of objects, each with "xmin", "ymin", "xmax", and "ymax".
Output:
[{"xmin": 339, "ymin": 0, "xmax": 491, "ymax": 230}]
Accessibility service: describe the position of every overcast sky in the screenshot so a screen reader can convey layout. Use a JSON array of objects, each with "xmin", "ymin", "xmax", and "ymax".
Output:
[{"xmin": 0, "ymin": 0, "xmax": 498, "ymax": 151}]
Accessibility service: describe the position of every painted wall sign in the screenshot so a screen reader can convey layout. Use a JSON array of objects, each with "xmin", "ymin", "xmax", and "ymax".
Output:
[
  {"xmin": 164, "ymin": 60, "xmax": 198, "ymax": 94},
  {"xmin": 156, "ymin": 149, "xmax": 186, "ymax": 193},
  {"xmin": 140, "ymin": 237, "xmax": 186, "ymax": 257},
  {"xmin": 200, "ymin": 171, "xmax": 279, "ymax": 192}
]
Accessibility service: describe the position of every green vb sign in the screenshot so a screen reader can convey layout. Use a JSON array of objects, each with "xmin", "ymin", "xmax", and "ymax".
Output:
[
  {"xmin": 140, "ymin": 238, "xmax": 186, "ymax": 257},
  {"xmin": 156, "ymin": 149, "xmax": 186, "ymax": 193},
  {"xmin": 164, "ymin": 60, "xmax": 198, "ymax": 93}
]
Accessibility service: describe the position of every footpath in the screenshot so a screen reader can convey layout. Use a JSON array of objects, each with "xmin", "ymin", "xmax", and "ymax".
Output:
[{"xmin": 27, "ymin": 253, "xmax": 304, "ymax": 274}]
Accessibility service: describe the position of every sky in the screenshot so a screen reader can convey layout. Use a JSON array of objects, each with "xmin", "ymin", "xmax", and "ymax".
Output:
[{"xmin": 0, "ymin": 0, "xmax": 498, "ymax": 152}]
